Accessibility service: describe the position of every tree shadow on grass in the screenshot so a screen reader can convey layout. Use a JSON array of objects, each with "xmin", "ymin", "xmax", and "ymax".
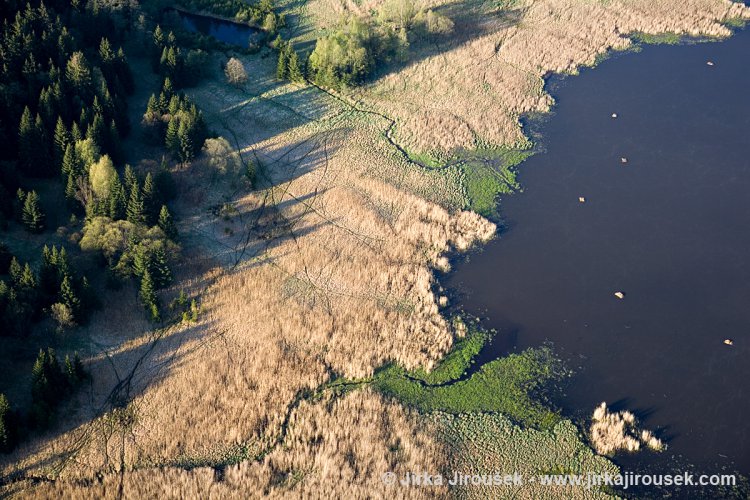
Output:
[
  {"xmin": 0, "ymin": 308, "xmax": 220, "ymax": 484},
  {"xmin": 363, "ymin": 3, "xmax": 528, "ymax": 85}
]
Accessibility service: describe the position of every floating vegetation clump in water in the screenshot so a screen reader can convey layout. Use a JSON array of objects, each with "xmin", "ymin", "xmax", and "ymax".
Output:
[{"xmin": 590, "ymin": 402, "xmax": 665, "ymax": 455}]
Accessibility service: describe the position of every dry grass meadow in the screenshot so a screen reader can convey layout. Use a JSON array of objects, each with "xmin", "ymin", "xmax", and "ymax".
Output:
[
  {"xmin": 308, "ymin": 0, "xmax": 750, "ymax": 154},
  {"xmin": 2, "ymin": 0, "xmax": 748, "ymax": 497}
]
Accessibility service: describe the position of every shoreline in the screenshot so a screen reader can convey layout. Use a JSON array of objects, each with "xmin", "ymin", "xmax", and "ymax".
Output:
[
  {"xmin": 5, "ymin": 0, "xmax": 750, "ymax": 494},
  {"xmin": 169, "ymin": 5, "xmax": 262, "ymax": 31},
  {"xmin": 440, "ymin": 22, "xmax": 750, "ymax": 480}
]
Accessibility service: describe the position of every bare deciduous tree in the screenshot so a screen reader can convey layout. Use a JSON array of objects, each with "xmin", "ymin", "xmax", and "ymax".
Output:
[{"xmin": 225, "ymin": 57, "xmax": 248, "ymax": 85}]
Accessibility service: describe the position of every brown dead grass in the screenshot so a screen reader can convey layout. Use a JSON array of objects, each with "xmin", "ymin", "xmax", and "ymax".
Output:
[
  {"xmin": 0, "ymin": 52, "xmax": 493, "ymax": 493},
  {"xmin": 26, "ymin": 390, "xmax": 446, "ymax": 499},
  {"xmin": 3, "ymin": 0, "xmax": 744, "ymax": 496},
  {"xmin": 348, "ymin": 0, "xmax": 750, "ymax": 153}
]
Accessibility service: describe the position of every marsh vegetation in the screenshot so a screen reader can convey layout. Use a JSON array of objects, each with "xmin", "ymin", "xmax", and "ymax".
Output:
[{"xmin": 1, "ymin": 0, "xmax": 748, "ymax": 497}]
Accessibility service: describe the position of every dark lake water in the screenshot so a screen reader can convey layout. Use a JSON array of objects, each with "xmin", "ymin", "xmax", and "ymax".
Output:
[
  {"xmin": 175, "ymin": 9, "xmax": 262, "ymax": 47},
  {"xmin": 445, "ymin": 27, "xmax": 750, "ymax": 476}
]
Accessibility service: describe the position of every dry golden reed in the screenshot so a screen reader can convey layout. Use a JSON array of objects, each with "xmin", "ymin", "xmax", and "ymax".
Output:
[
  {"xmin": 2, "ymin": 0, "xmax": 741, "ymax": 496},
  {"xmin": 590, "ymin": 402, "xmax": 664, "ymax": 455},
  {"xmin": 352, "ymin": 0, "xmax": 750, "ymax": 153}
]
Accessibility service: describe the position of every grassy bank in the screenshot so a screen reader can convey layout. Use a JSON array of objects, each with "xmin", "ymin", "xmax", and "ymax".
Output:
[
  {"xmin": 371, "ymin": 328, "xmax": 565, "ymax": 430},
  {"xmin": 463, "ymin": 148, "xmax": 531, "ymax": 217}
]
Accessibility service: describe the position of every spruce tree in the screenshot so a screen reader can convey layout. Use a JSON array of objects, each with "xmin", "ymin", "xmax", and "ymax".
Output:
[
  {"xmin": 61, "ymin": 143, "xmax": 80, "ymax": 178},
  {"xmin": 153, "ymin": 25, "xmax": 164, "ymax": 49},
  {"xmin": 60, "ymin": 275, "xmax": 80, "ymax": 320},
  {"xmin": 116, "ymin": 47, "xmax": 135, "ymax": 94},
  {"xmin": 86, "ymin": 113, "xmax": 106, "ymax": 152},
  {"xmin": 139, "ymin": 269, "xmax": 158, "ymax": 319},
  {"xmin": 288, "ymin": 49, "xmax": 304, "ymax": 82},
  {"xmin": 107, "ymin": 174, "xmax": 126, "ymax": 220},
  {"xmin": 165, "ymin": 116, "xmax": 179, "ymax": 154},
  {"xmin": 78, "ymin": 107, "xmax": 89, "ymax": 133},
  {"xmin": 92, "ymin": 95, "xmax": 103, "ymax": 118},
  {"xmin": 21, "ymin": 191, "xmax": 45, "ymax": 233},
  {"xmin": 65, "ymin": 52, "xmax": 93, "ymax": 99},
  {"xmin": 108, "ymin": 119, "xmax": 120, "ymax": 162},
  {"xmin": 64, "ymin": 355, "xmax": 77, "ymax": 386},
  {"xmin": 30, "ymin": 348, "xmax": 65, "ymax": 427},
  {"xmin": 39, "ymin": 245, "xmax": 59, "ymax": 299},
  {"xmin": 53, "ymin": 117, "xmax": 69, "ymax": 170},
  {"xmin": 123, "ymin": 164, "xmax": 138, "ymax": 194},
  {"xmin": 38, "ymin": 87, "xmax": 54, "ymax": 125},
  {"xmin": 18, "ymin": 106, "xmax": 36, "ymax": 175},
  {"xmin": 70, "ymin": 121, "xmax": 83, "ymax": 143},
  {"xmin": 65, "ymin": 173, "xmax": 79, "ymax": 208},
  {"xmin": 30, "ymin": 351, "xmax": 52, "ymax": 427},
  {"xmin": 276, "ymin": 45, "xmax": 289, "ymax": 80},
  {"xmin": 98, "ymin": 37, "xmax": 114, "ymax": 65},
  {"xmin": 158, "ymin": 205, "xmax": 177, "ymax": 240},
  {"xmin": 145, "ymin": 93, "xmax": 159, "ymax": 115},
  {"xmin": 34, "ymin": 113, "xmax": 52, "ymax": 176},
  {"xmin": 63, "ymin": 353, "xmax": 87, "ymax": 386},
  {"xmin": 177, "ymin": 120, "xmax": 194, "ymax": 163},
  {"xmin": 158, "ymin": 91, "xmax": 169, "ymax": 114},
  {"xmin": 151, "ymin": 246, "xmax": 172, "ymax": 288},
  {"xmin": 9, "ymin": 257, "xmax": 22, "ymax": 285},
  {"xmin": 126, "ymin": 183, "xmax": 145, "ymax": 225},
  {"xmin": 142, "ymin": 173, "xmax": 158, "ymax": 224},
  {"xmin": 162, "ymin": 77, "xmax": 174, "ymax": 100},
  {"xmin": 18, "ymin": 263, "xmax": 36, "ymax": 293},
  {"xmin": 57, "ymin": 247, "xmax": 71, "ymax": 280},
  {"xmin": 167, "ymin": 95, "xmax": 181, "ymax": 115},
  {"xmin": 73, "ymin": 352, "xmax": 86, "ymax": 381}
]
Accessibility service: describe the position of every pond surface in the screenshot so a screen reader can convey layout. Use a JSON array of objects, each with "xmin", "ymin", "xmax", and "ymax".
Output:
[
  {"xmin": 445, "ymin": 27, "xmax": 750, "ymax": 475},
  {"xmin": 174, "ymin": 9, "xmax": 262, "ymax": 47}
]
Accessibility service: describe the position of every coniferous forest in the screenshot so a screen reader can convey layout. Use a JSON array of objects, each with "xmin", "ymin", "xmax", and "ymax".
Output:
[{"xmin": 0, "ymin": 0, "xmax": 209, "ymax": 453}]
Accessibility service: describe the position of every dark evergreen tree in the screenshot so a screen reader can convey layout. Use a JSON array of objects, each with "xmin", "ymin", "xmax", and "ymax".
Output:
[
  {"xmin": 98, "ymin": 37, "xmax": 114, "ymax": 66},
  {"xmin": 151, "ymin": 246, "xmax": 172, "ymax": 288},
  {"xmin": 53, "ymin": 117, "xmax": 69, "ymax": 170},
  {"xmin": 70, "ymin": 121, "xmax": 83, "ymax": 143},
  {"xmin": 18, "ymin": 106, "xmax": 36, "ymax": 175},
  {"xmin": 123, "ymin": 164, "xmax": 138, "ymax": 194},
  {"xmin": 142, "ymin": 173, "xmax": 156, "ymax": 221},
  {"xmin": 65, "ymin": 172, "xmax": 79, "ymax": 209},
  {"xmin": 39, "ymin": 245, "xmax": 60, "ymax": 300},
  {"xmin": 139, "ymin": 269, "xmax": 159, "ymax": 320},
  {"xmin": 33, "ymin": 113, "xmax": 53, "ymax": 176},
  {"xmin": 126, "ymin": 183, "xmax": 145, "ymax": 225},
  {"xmin": 158, "ymin": 205, "xmax": 177, "ymax": 240},
  {"xmin": 115, "ymin": 47, "xmax": 135, "ymax": 94},
  {"xmin": 162, "ymin": 77, "xmax": 174, "ymax": 101},
  {"xmin": 64, "ymin": 353, "xmax": 86, "ymax": 386},
  {"xmin": 177, "ymin": 120, "xmax": 195, "ymax": 163},
  {"xmin": 86, "ymin": 113, "xmax": 106, "ymax": 152},
  {"xmin": 21, "ymin": 190, "xmax": 45, "ymax": 233},
  {"xmin": 30, "ymin": 348, "xmax": 65, "ymax": 428},
  {"xmin": 37, "ymin": 87, "xmax": 55, "ymax": 126},
  {"xmin": 165, "ymin": 117, "xmax": 179, "ymax": 154},
  {"xmin": 277, "ymin": 44, "xmax": 289, "ymax": 80},
  {"xmin": 59, "ymin": 275, "xmax": 80, "ymax": 320},
  {"xmin": 288, "ymin": 49, "xmax": 304, "ymax": 82},
  {"xmin": 61, "ymin": 143, "xmax": 80, "ymax": 178},
  {"xmin": 145, "ymin": 93, "xmax": 160, "ymax": 115},
  {"xmin": 107, "ymin": 174, "xmax": 126, "ymax": 220},
  {"xmin": 107, "ymin": 119, "xmax": 121, "ymax": 162},
  {"xmin": 8, "ymin": 257, "xmax": 22, "ymax": 285},
  {"xmin": 65, "ymin": 51, "xmax": 93, "ymax": 100}
]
